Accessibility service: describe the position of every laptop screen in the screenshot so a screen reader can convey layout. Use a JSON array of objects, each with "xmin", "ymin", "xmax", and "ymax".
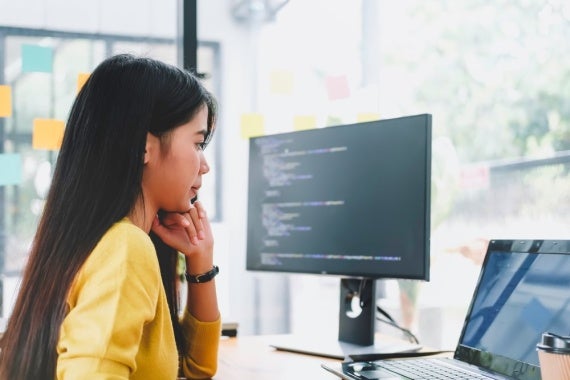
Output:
[{"xmin": 455, "ymin": 239, "xmax": 570, "ymax": 379}]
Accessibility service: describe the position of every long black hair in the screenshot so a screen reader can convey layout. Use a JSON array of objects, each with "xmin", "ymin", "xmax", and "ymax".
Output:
[{"xmin": 0, "ymin": 54, "xmax": 217, "ymax": 380}]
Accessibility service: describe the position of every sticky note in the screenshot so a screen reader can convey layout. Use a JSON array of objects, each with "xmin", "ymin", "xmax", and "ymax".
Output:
[
  {"xmin": 0, "ymin": 85, "xmax": 12, "ymax": 117},
  {"xmin": 326, "ymin": 115, "xmax": 343, "ymax": 127},
  {"xmin": 22, "ymin": 44, "xmax": 54, "ymax": 73},
  {"xmin": 293, "ymin": 115, "xmax": 316, "ymax": 131},
  {"xmin": 77, "ymin": 73, "xmax": 91, "ymax": 93},
  {"xmin": 357, "ymin": 113, "xmax": 380, "ymax": 122},
  {"xmin": 0, "ymin": 153, "xmax": 22, "ymax": 186},
  {"xmin": 325, "ymin": 75, "xmax": 350, "ymax": 100},
  {"xmin": 240, "ymin": 113, "xmax": 265, "ymax": 138},
  {"xmin": 459, "ymin": 164, "xmax": 490, "ymax": 190},
  {"xmin": 33, "ymin": 119, "xmax": 65, "ymax": 150},
  {"xmin": 270, "ymin": 70, "xmax": 294, "ymax": 95}
]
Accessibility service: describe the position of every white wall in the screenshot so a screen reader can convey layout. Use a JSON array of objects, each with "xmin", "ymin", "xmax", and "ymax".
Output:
[{"xmin": 0, "ymin": 0, "xmax": 176, "ymax": 37}]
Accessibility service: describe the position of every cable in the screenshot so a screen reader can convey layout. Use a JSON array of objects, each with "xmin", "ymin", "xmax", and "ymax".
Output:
[
  {"xmin": 376, "ymin": 304, "xmax": 396, "ymax": 323},
  {"xmin": 376, "ymin": 316, "xmax": 420, "ymax": 345},
  {"xmin": 376, "ymin": 305, "xmax": 420, "ymax": 345}
]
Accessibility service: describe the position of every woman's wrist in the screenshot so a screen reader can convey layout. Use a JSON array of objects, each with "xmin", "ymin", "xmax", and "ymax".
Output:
[
  {"xmin": 185, "ymin": 265, "xmax": 219, "ymax": 283},
  {"xmin": 185, "ymin": 256, "xmax": 214, "ymax": 276}
]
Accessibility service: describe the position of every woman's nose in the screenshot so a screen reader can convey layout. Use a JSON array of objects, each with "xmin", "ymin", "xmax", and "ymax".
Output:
[{"xmin": 200, "ymin": 155, "xmax": 210, "ymax": 174}]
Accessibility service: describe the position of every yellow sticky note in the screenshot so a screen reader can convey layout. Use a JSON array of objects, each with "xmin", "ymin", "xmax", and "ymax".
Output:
[
  {"xmin": 357, "ymin": 113, "xmax": 380, "ymax": 122},
  {"xmin": 77, "ymin": 73, "xmax": 91, "ymax": 93},
  {"xmin": 0, "ymin": 85, "xmax": 12, "ymax": 117},
  {"xmin": 33, "ymin": 119, "xmax": 65, "ymax": 150},
  {"xmin": 240, "ymin": 113, "xmax": 265, "ymax": 138},
  {"xmin": 293, "ymin": 115, "xmax": 316, "ymax": 131},
  {"xmin": 270, "ymin": 70, "xmax": 294, "ymax": 95}
]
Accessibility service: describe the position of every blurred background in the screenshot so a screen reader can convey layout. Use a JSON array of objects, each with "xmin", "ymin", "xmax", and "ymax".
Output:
[{"xmin": 0, "ymin": 0, "xmax": 569, "ymax": 350}]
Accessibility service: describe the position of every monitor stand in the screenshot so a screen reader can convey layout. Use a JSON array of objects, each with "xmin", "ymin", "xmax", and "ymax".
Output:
[{"xmin": 270, "ymin": 278, "xmax": 422, "ymax": 360}]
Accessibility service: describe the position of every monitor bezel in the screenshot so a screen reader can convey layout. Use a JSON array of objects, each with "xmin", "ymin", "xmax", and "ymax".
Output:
[{"xmin": 245, "ymin": 113, "xmax": 432, "ymax": 281}]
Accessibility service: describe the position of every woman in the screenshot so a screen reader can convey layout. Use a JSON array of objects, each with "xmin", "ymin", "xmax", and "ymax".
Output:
[{"xmin": 0, "ymin": 54, "xmax": 221, "ymax": 379}]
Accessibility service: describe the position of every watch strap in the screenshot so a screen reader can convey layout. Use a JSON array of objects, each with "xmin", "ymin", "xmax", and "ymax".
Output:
[{"xmin": 185, "ymin": 265, "xmax": 219, "ymax": 283}]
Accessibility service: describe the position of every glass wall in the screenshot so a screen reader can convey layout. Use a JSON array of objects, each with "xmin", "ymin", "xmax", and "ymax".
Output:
[
  {"xmin": 231, "ymin": 0, "xmax": 570, "ymax": 348},
  {"xmin": 0, "ymin": 5, "xmax": 222, "ymax": 322}
]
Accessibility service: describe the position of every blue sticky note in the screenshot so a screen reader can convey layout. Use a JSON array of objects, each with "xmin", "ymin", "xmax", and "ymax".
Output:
[
  {"xmin": 0, "ymin": 153, "xmax": 22, "ymax": 186},
  {"xmin": 21, "ymin": 44, "xmax": 54, "ymax": 73}
]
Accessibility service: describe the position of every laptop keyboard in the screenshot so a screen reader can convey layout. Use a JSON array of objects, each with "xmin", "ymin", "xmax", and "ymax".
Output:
[{"xmin": 373, "ymin": 358, "xmax": 493, "ymax": 379}]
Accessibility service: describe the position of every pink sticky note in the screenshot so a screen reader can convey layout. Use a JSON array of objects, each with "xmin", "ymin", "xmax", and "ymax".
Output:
[{"xmin": 325, "ymin": 75, "xmax": 350, "ymax": 100}]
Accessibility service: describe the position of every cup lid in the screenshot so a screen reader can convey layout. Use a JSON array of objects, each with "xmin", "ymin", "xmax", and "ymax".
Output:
[{"xmin": 537, "ymin": 332, "xmax": 570, "ymax": 354}]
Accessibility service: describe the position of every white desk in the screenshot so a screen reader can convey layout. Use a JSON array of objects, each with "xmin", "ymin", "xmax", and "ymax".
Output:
[
  {"xmin": 215, "ymin": 334, "xmax": 341, "ymax": 379},
  {"xmin": 214, "ymin": 333, "xmax": 428, "ymax": 379}
]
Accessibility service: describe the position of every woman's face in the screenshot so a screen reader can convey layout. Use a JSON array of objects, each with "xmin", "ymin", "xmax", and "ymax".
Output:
[{"xmin": 143, "ymin": 105, "xmax": 210, "ymax": 213}]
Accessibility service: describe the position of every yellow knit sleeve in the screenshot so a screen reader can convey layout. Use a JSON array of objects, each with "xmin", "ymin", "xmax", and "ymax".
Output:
[
  {"xmin": 179, "ymin": 310, "xmax": 222, "ymax": 379},
  {"xmin": 57, "ymin": 222, "xmax": 160, "ymax": 379}
]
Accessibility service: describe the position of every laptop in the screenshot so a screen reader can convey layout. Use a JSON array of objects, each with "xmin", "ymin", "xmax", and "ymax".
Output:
[{"xmin": 322, "ymin": 239, "xmax": 570, "ymax": 379}]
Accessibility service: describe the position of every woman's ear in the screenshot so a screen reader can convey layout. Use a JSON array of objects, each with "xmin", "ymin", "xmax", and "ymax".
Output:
[{"xmin": 144, "ymin": 132, "xmax": 160, "ymax": 165}]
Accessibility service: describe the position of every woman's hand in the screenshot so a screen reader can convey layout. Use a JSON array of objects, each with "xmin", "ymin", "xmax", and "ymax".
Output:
[
  {"xmin": 151, "ymin": 201, "xmax": 214, "ymax": 272},
  {"xmin": 153, "ymin": 202, "xmax": 220, "ymax": 322}
]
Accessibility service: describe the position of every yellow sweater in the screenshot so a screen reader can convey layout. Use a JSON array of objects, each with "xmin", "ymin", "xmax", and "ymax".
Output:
[{"xmin": 56, "ymin": 219, "xmax": 221, "ymax": 379}]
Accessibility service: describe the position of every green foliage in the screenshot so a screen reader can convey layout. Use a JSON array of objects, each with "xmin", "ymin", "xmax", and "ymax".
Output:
[{"xmin": 393, "ymin": 0, "xmax": 570, "ymax": 162}]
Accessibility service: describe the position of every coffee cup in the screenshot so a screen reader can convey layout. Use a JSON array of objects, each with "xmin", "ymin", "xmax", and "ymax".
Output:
[{"xmin": 537, "ymin": 332, "xmax": 570, "ymax": 380}]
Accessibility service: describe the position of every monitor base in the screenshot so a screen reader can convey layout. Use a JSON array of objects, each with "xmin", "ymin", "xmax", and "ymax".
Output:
[{"xmin": 269, "ymin": 334, "xmax": 422, "ymax": 360}]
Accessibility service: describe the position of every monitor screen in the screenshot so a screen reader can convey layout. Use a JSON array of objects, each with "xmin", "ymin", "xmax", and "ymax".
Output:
[{"xmin": 246, "ymin": 114, "xmax": 432, "ymax": 281}]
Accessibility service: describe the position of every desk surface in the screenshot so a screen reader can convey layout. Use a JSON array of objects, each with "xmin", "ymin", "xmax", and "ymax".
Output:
[
  {"xmin": 215, "ymin": 334, "xmax": 341, "ymax": 379},
  {"xmin": 215, "ymin": 333, "xmax": 426, "ymax": 379}
]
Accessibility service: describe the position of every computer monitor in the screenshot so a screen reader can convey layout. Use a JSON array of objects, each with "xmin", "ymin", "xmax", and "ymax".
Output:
[{"xmin": 246, "ymin": 114, "xmax": 432, "ymax": 357}]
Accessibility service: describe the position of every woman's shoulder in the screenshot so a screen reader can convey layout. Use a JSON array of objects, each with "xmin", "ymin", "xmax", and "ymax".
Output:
[
  {"xmin": 67, "ymin": 218, "xmax": 162, "ymax": 318},
  {"xmin": 88, "ymin": 218, "xmax": 157, "ymax": 269},
  {"xmin": 102, "ymin": 218, "xmax": 152, "ymax": 248}
]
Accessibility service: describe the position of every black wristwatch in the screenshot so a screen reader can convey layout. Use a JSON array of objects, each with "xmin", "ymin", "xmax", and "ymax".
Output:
[{"xmin": 185, "ymin": 265, "xmax": 219, "ymax": 283}]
